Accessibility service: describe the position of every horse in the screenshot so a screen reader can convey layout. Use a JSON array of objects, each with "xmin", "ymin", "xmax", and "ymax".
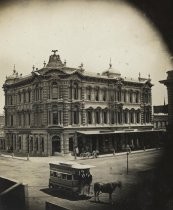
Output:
[{"xmin": 94, "ymin": 181, "xmax": 122, "ymax": 204}]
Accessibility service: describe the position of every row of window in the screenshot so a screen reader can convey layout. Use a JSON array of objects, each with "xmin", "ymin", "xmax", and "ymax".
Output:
[
  {"xmin": 154, "ymin": 121, "xmax": 168, "ymax": 129},
  {"xmin": 50, "ymin": 109, "xmax": 151, "ymax": 125},
  {"xmin": 6, "ymin": 113, "xmax": 31, "ymax": 127},
  {"xmin": 11, "ymin": 136, "xmax": 44, "ymax": 152},
  {"xmin": 6, "ymin": 108, "xmax": 151, "ymax": 127},
  {"xmin": 50, "ymin": 171, "xmax": 75, "ymax": 181},
  {"xmin": 6, "ymin": 84, "xmax": 151, "ymax": 105}
]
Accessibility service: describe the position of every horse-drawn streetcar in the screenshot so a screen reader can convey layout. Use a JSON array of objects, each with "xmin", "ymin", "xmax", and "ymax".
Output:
[{"xmin": 49, "ymin": 161, "xmax": 95, "ymax": 196}]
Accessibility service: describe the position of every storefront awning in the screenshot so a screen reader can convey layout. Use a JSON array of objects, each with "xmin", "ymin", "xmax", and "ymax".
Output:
[{"xmin": 77, "ymin": 129, "xmax": 165, "ymax": 135}]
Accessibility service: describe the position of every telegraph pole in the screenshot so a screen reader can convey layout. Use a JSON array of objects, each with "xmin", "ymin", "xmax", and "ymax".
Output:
[{"xmin": 127, "ymin": 152, "xmax": 129, "ymax": 174}]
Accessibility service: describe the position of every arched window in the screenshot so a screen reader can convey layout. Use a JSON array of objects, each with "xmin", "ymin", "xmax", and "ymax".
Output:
[
  {"xmin": 74, "ymin": 83, "xmax": 78, "ymax": 99},
  {"xmin": 130, "ymin": 110, "xmax": 134, "ymax": 123},
  {"xmin": 124, "ymin": 110, "xmax": 128, "ymax": 124},
  {"xmin": 87, "ymin": 110, "xmax": 92, "ymax": 124},
  {"xmin": 111, "ymin": 111, "xmax": 114, "ymax": 124},
  {"xmin": 95, "ymin": 109, "xmax": 100, "ymax": 124},
  {"xmin": 103, "ymin": 109, "xmax": 107, "ymax": 124},
  {"xmin": 52, "ymin": 82, "xmax": 58, "ymax": 99},
  {"xmin": 117, "ymin": 111, "xmax": 122, "ymax": 124},
  {"xmin": 136, "ymin": 111, "xmax": 140, "ymax": 123}
]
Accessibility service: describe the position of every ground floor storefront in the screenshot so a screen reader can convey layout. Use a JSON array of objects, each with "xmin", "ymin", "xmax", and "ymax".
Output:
[
  {"xmin": 76, "ymin": 130, "xmax": 166, "ymax": 155},
  {"xmin": 2, "ymin": 127, "xmax": 166, "ymax": 156}
]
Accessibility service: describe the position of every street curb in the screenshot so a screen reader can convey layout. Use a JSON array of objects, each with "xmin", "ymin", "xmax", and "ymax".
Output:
[
  {"xmin": 76, "ymin": 148, "xmax": 163, "ymax": 160},
  {"xmin": 0, "ymin": 148, "xmax": 163, "ymax": 162}
]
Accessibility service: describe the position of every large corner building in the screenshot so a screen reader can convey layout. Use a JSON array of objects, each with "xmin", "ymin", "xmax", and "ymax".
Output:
[{"xmin": 3, "ymin": 50, "xmax": 160, "ymax": 156}]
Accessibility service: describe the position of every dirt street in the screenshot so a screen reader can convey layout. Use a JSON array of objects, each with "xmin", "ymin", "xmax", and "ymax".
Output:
[{"xmin": 0, "ymin": 150, "xmax": 162, "ymax": 210}]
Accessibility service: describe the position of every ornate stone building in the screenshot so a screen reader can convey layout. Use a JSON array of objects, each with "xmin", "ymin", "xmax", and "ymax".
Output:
[
  {"xmin": 153, "ymin": 104, "xmax": 168, "ymax": 129},
  {"xmin": 3, "ymin": 50, "xmax": 157, "ymax": 156}
]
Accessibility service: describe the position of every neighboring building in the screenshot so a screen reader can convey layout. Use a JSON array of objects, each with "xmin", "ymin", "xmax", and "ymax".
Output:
[
  {"xmin": 3, "ymin": 50, "xmax": 159, "ymax": 156},
  {"xmin": 153, "ymin": 104, "xmax": 168, "ymax": 129},
  {"xmin": 0, "ymin": 114, "xmax": 5, "ymax": 150},
  {"xmin": 160, "ymin": 70, "xmax": 173, "ymax": 139}
]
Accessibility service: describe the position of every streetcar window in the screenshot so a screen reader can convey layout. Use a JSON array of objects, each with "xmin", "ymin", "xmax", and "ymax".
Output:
[
  {"xmin": 62, "ymin": 174, "xmax": 67, "ymax": 180},
  {"xmin": 73, "ymin": 174, "xmax": 79, "ymax": 180},
  {"xmin": 67, "ymin": 175, "xmax": 72, "ymax": 180},
  {"xmin": 53, "ymin": 172, "xmax": 57, "ymax": 177},
  {"xmin": 57, "ymin": 173, "xmax": 61, "ymax": 179}
]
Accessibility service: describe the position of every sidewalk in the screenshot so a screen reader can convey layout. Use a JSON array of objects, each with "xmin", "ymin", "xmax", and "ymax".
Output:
[{"xmin": 0, "ymin": 148, "xmax": 163, "ymax": 162}]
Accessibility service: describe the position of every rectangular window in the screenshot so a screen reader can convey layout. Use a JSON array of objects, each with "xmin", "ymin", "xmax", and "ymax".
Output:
[
  {"xmin": 11, "ymin": 115, "xmax": 13, "ymax": 126},
  {"xmin": 53, "ymin": 112, "xmax": 58, "ymax": 124},
  {"xmin": 67, "ymin": 175, "xmax": 72, "ymax": 180},
  {"xmin": 73, "ymin": 111, "xmax": 79, "ymax": 124},
  {"xmin": 28, "ymin": 91, "xmax": 31, "ymax": 102},
  {"xmin": 41, "ymin": 138, "xmax": 44, "ymax": 152},
  {"xmin": 53, "ymin": 172, "xmax": 58, "ymax": 177},
  {"xmin": 62, "ymin": 174, "xmax": 67, "ymax": 180},
  {"xmin": 28, "ymin": 113, "xmax": 30, "ymax": 126},
  {"xmin": 23, "ymin": 92, "xmax": 26, "ymax": 103},
  {"xmin": 18, "ymin": 136, "xmax": 22, "ymax": 150},
  {"xmin": 86, "ymin": 88, "xmax": 91, "ymax": 100}
]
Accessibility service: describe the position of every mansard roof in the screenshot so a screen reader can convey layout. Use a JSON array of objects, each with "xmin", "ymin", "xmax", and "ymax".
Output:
[{"xmin": 3, "ymin": 50, "xmax": 153, "ymax": 88}]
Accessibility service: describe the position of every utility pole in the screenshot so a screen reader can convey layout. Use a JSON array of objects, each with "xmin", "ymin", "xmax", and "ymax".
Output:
[{"xmin": 127, "ymin": 152, "xmax": 129, "ymax": 174}]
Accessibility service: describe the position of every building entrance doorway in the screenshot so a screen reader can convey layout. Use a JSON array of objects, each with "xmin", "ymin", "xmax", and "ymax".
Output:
[{"xmin": 52, "ymin": 136, "xmax": 61, "ymax": 155}]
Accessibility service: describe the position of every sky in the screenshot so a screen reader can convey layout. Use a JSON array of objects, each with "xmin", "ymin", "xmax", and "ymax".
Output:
[{"xmin": 0, "ymin": 0, "xmax": 172, "ymax": 114}]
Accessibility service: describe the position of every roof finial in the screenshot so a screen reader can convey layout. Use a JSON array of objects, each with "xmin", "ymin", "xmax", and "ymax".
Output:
[
  {"xmin": 109, "ymin": 58, "xmax": 112, "ymax": 68},
  {"xmin": 13, "ymin": 64, "xmax": 16, "ymax": 74},
  {"xmin": 52, "ymin": 50, "xmax": 58, "ymax": 55},
  {"xmin": 64, "ymin": 59, "xmax": 66, "ymax": 66},
  {"xmin": 32, "ymin": 65, "xmax": 35, "ymax": 71},
  {"xmin": 43, "ymin": 61, "xmax": 46, "ymax": 67},
  {"xmin": 139, "ymin": 72, "xmax": 141, "ymax": 78},
  {"xmin": 148, "ymin": 73, "xmax": 150, "ymax": 79},
  {"xmin": 79, "ymin": 62, "xmax": 84, "ymax": 69}
]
